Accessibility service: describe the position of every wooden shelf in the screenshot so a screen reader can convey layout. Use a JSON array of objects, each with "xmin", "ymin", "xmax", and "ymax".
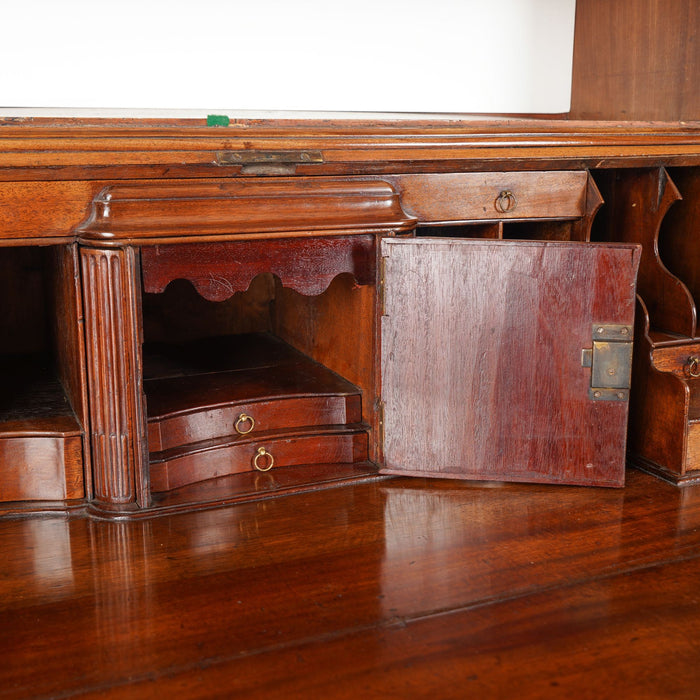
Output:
[{"xmin": 0, "ymin": 355, "xmax": 81, "ymax": 437}]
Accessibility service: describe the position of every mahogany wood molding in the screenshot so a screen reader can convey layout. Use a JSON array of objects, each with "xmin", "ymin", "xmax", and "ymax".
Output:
[
  {"xmin": 77, "ymin": 179, "xmax": 415, "ymax": 246},
  {"xmin": 3, "ymin": 118, "xmax": 700, "ymax": 181}
]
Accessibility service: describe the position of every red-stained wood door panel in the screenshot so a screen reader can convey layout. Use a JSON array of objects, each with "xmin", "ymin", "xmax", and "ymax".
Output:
[{"xmin": 380, "ymin": 238, "xmax": 641, "ymax": 487}]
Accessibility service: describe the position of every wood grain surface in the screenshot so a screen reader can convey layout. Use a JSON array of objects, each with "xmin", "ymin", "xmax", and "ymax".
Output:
[
  {"xmin": 592, "ymin": 168, "xmax": 694, "ymax": 337},
  {"xmin": 0, "ymin": 355, "xmax": 83, "ymax": 504},
  {"xmin": 2, "ymin": 469, "xmax": 700, "ymax": 698},
  {"xmin": 77, "ymin": 180, "xmax": 414, "ymax": 246},
  {"xmin": 659, "ymin": 167, "xmax": 700, "ymax": 316},
  {"xmin": 150, "ymin": 428, "xmax": 369, "ymax": 492},
  {"xmin": 145, "ymin": 333, "xmax": 362, "ymax": 452},
  {"xmin": 81, "ymin": 246, "xmax": 148, "ymax": 510},
  {"xmin": 141, "ymin": 235, "xmax": 376, "ymax": 300},
  {"xmin": 627, "ymin": 298, "xmax": 693, "ymax": 480},
  {"xmin": 570, "ymin": 0, "xmax": 700, "ymax": 121},
  {"xmin": 380, "ymin": 238, "xmax": 640, "ymax": 486},
  {"xmin": 2, "ymin": 120, "xmax": 700, "ymax": 187},
  {"xmin": 391, "ymin": 171, "xmax": 588, "ymax": 223}
]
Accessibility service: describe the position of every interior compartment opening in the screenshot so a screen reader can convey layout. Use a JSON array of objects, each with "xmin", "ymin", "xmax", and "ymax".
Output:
[
  {"xmin": 416, "ymin": 219, "xmax": 586, "ymax": 242},
  {"xmin": 0, "ymin": 245, "xmax": 86, "ymax": 505},
  {"xmin": 141, "ymin": 270, "xmax": 377, "ymax": 497}
]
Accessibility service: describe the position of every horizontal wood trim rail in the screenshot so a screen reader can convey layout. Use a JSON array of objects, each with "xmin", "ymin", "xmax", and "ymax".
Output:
[
  {"xmin": 77, "ymin": 179, "xmax": 415, "ymax": 246},
  {"xmin": 2, "ymin": 119, "xmax": 700, "ymax": 181}
]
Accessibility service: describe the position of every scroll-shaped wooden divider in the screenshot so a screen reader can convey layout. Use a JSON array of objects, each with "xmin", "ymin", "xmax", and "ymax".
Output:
[
  {"xmin": 570, "ymin": 171, "xmax": 605, "ymax": 242},
  {"xmin": 658, "ymin": 168, "xmax": 700, "ymax": 335},
  {"xmin": 594, "ymin": 167, "xmax": 695, "ymax": 337},
  {"xmin": 627, "ymin": 295, "xmax": 692, "ymax": 479}
]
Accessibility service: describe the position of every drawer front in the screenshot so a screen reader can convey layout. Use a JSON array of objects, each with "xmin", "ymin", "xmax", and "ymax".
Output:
[
  {"xmin": 0, "ymin": 436, "xmax": 83, "ymax": 502},
  {"xmin": 652, "ymin": 343, "xmax": 700, "ymax": 378},
  {"xmin": 395, "ymin": 171, "xmax": 588, "ymax": 223},
  {"xmin": 148, "ymin": 394, "xmax": 362, "ymax": 452},
  {"xmin": 150, "ymin": 429, "xmax": 369, "ymax": 492}
]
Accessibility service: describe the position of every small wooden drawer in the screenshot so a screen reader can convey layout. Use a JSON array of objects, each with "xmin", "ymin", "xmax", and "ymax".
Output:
[
  {"xmin": 0, "ymin": 434, "xmax": 83, "ymax": 502},
  {"xmin": 651, "ymin": 342, "xmax": 700, "ymax": 378},
  {"xmin": 146, "ymin": 362, "xmax": 362, "ymax": 452},
  {"xmin": 149, "ymin": 427, "xmax": 369, "ymax": 492},
  {"xmin": 148, "ymin": 392, "xmax": 362, "ymax": 452},
  {"xmin": 396, "ymin": 171, "xmax": 589, "ymax": 224}
]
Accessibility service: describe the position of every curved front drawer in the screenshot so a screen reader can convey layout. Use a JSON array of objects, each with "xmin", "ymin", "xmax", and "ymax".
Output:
[{"xmin": 149, "ymin": 427, "xmax": 369, "ymax": 492}]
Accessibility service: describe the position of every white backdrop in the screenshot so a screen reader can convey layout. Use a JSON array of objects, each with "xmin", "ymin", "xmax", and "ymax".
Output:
[{"xmin": 0, "ymin": 0, "xmax": 576, "ymax": 115}]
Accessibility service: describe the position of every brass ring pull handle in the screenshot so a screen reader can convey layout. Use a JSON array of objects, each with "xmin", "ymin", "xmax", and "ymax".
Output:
[
  {"xmin": 253, "ymin": 446, "xmax": 274, "ymax": 472},
  {"xmin": 495, "ymin": 190, "xmax": 517, "ymax": 213},
  {"xmin": 687, "ymin": 356, "xmax": 700, "ymax": 378},
  {"xmin": 234, "ymin": 413, "xmax": 255, "ymax": 435}
]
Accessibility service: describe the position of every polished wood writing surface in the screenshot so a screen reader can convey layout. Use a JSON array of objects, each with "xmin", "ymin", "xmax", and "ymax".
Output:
[{"xmin": 2, "ymin": 470, "xmax": 700, "ymax": 697}]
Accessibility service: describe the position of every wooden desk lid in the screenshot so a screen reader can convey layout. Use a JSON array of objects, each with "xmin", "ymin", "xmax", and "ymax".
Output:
[{"xmin": 76, "ymin": 179, "xmax": 415, "ymax": 245}]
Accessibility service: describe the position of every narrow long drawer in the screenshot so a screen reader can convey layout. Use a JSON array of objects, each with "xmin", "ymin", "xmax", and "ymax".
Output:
[
  {"xmin": 149, "ymin": 427, "xmax": 369, "ymax": 492},
  {"xmin": 395, "ymin": 171, "xmax": 589, "ymax": 223}
]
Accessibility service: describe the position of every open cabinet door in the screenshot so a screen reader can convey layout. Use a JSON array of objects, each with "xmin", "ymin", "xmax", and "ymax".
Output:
[{"xmin": 380, "ymin": 238, "xmax": 641, "ymax": 487}]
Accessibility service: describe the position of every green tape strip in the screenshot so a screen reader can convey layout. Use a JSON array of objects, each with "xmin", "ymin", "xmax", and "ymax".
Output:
[{"xmin": 206, "ymin": 114, "xmax": 230, "ymax": 127}]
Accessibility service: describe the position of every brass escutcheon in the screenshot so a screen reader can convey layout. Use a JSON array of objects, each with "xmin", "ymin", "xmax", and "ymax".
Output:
[
  {"xmin": 495, "ymin": 189, "xmax": 517, "ymax": 213},
  {"xmin": 253, "ymin": 446, "xmax": 274, "ymax": 472},
  {"xmin": 687, "ymin": 356, "xmax": 700, "ymax": 378},
  {"xmin": 235, "ymin": 413, "xmax": 255, "ymax": 435}
]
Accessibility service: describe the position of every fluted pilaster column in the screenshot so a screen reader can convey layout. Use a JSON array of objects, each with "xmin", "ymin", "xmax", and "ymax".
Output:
[{"xmin": 81, "ymin": 246, "xmax": 148, "ymax": 511}]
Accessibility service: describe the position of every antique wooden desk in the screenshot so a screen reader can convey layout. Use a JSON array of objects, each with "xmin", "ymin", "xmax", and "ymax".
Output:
[{"xmin": 2, "ymin": 116, "xmax": 700, "ymax": 518}]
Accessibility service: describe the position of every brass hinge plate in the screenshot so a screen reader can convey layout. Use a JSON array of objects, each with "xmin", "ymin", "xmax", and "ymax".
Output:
[
  {"xmin": 377, "ymin": 400, "xmax": 386, "ymax": 453},
  {"xmin": 379, "ymin": 254, "xmax": 389, "ymax": 317},
  {"xmin": 216, "ymin": 150, "xmax": 324, "ymax": 165},
  {"xmin": 216, "ymin": 150, "xmax": 324, "ymax": 175},
  {"xmin": 582, "ymin": 323, "xmax": 633, "ymax": 402}
]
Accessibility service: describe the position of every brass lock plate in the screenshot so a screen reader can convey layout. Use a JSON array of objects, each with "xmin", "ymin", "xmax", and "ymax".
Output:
[{"xmin": 581, "ymin": 324, "xmax": 633, "ymax": 401}]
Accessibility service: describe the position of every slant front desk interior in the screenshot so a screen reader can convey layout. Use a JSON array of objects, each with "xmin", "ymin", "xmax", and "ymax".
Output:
[{"xmin": 2, "ymin": 116, "xmax": 700, "ymax": 518}]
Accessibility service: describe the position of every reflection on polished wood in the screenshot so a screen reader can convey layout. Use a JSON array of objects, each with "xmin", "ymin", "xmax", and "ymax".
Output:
[{"xmin": 3, "ymin": 469, "xmax": 700, "ymax": 698}]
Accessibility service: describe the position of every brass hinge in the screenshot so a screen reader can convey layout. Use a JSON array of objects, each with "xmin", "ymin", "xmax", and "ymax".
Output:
[
  {"xmin": 379, "ymin": 254, "xmax": 389, "ymax": 317},
  {"xmin": 581, "ymin": 323, "xmax": 634, "ymax": 401},
  {"xmin": 377, "ymin": 400, "xmax": 386, "ymax": 453}
]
